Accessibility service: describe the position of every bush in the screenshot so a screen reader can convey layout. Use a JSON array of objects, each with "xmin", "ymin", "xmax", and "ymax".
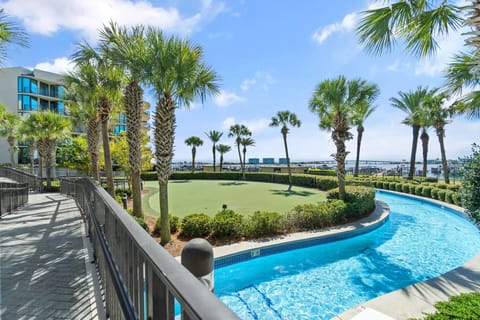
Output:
[
  {"xmin": 290, "ymin": 202, "xmax": 338, "ymax": 229},
  {"xmin": 431, "ymin": 188, "xmax": 440, "ymax": 200},
  {"xmin": 413, "ymin": 293, "xmax": 480, "ymax": 320},
  {"xmin": 447, "ymin": 184, "xmax": 461, "ymax": 192},
  {"xmin": 212, "ymin": 210, "xmax": 243, "ymax": 238},
  {"xmin": 395, "ymin": 183, "xmax": 403, "ymax": 192},
  {"xmin": 422, "ymin": 186, "xmax": 432, "ymax": 198},
  {"xmin": 306, "ymin": 168, "xmax": 337, "ymax": 176},
  {"xmin": 181, "ymin": 214, "xmax": 212, "ymax": 238},
  {"xmin": 445, "ymin": 191, "xmax": 455, "ymax": 204},
  {"xmin": 409, "ymin": 184, "xmax": 416, "ymax": 194},
  {"xmin": 315, "ymin": 176, "xmax": 338, "ymax": 190},
  {"xmin": 115, "ymin": 188, "xmax": 132, "ymax": 197},
  {"xmin": 460, "ymin": 144, "xmax": 480, "ymax": 222},
  {"xmin": 437, "ymin": 189, "xmax": 447, "ymax": 202},
  {"xmin": 327, "ymin": 186, "xmax": 375, "ymax": 219},
  {"xmin": 133, "ymin": 216, "xmax": 149, "ymax": 232},
  {"xmin": 435, "ymin": 183, "xmax": 448, "ymax": 190},
  {"xmin": 154, "ymin": 215, "xmax": 180, "ymax": 235},
  {"xmin": 245, "ymin": 211, "xmax": 284, "ymax": 237},
  {"xmin": 402, "ymin": 184, "xmax": 410, "ymax": 193},
  {"xmin": 452, "ymin": 192, "xmax": 462, "ymax": 206},
  {"xmin": 382, "ymin": 181, "xmax": 390, "ymax": 190},
  {"xmin": 389, "ymin": 182, "xmax": 397, "ymax": 190},
  {"xmin": 415, "ymin": 185, "xmax": 423, "ymax": 196}
]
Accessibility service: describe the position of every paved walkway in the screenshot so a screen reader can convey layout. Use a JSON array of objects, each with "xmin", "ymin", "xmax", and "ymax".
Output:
[{"xmin": 0, "ymin": 192, "xmax": 102, "ymax": 320}]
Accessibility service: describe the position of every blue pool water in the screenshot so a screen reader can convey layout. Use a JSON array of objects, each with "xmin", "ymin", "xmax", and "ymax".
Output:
[{"xmin": 214, "ymin": 191, "xmax": 480, "ymax": 320}]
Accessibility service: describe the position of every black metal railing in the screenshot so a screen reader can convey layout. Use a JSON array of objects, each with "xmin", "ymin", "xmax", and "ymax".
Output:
[
  {"xmin": 61, "ymin": 177, "xmax": 239, "ymax": 320},
  {"xmin": 0, "ymin": 182, "xmax": 29, "ymax": 218},
  {"xmin": 0, "ymin": 167, "xmax": 41, "ymax": 191}
]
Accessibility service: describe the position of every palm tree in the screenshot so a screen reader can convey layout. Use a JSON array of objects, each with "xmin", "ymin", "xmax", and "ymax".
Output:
[
  {"xmin": 71, "ymin": 42, "xmax": 124, "ymax": 197},
  {"xmin": 309, "ymin": 76, "xmax": 378, "ymax": 200},
  {"xmin": 185, "ymin": 136, "xmax": 203, "ymax": 174},
  {"xmin": 21, "ymin": 111, "xmax": 70, "ymax": 189},
  {"xmin": 0, "ymin": 9, "xmax": 29, "ymax": 63},
  {"xmin": 205, "ymin": 130, "xmax": 223, "ymax": 171},
  {"xmin": 99, "ymin": 22, "xmax": 148, "ymax": 218},
  {"xmin": 240, "ymin": 137, "xmax": 255, "ymax": 176},
  {"xmin": 417, "ymin": 105, "xmax": 433, "ymax": 177},
  {"xmin": 146, "ymin": 29, "xmax": 220, "ymax": 244},
  {"xmin": 351, "ymin": 97, "xmax": 379, "ymax": 177},
  {"xmin": 269, "ymin": 111, "xmax": 301, "ymax": 190},
  {"xmin": 228, "ymin": 124, "xmax": 251, "ymax": 179},
  {"xmin": 216, "ymin": 144, "xmax": 231, "ymax": 172},
  {"xmin": 17, "ymin": 124, "xmax": 36, "ymax": 174},
  {"xmin": 423, "ymin": 91, "xmax": 454, "ymax": 184},
  {"xmin": 390, "ymin": 87, "xmax": 432, "ymax": 179},
  {"xmin": 0, "ymin": 104, "xmax": 21, "ymax": 167}
]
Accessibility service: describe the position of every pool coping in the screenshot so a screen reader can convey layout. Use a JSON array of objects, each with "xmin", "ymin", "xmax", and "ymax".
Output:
[{"xmin": 334, "ymin": 190, "xmax": 480, "ymax": 320}]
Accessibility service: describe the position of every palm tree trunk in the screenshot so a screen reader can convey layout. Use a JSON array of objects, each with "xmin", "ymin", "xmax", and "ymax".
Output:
[
  {"xmin": 236, "ymin": 138, "xmax": 244, "ymax": 180},
  {"xmin": 333, "ymin": 134, "xmax": 347, "ymax": 201},
  {"xmin": 28, "ymin": 141, "xmax": 35, "ymax": 175},
  {"xmin": 219, "ymin": 154, "xmax": 224, "ymax": 172},
  {"xmin": 420, "ymin": 129, "xmax": 429, "ymax": 177},
  {"xmin": 191, "ymin": 147, "xmax": 196, "ymax": 174},
  {"xmin": 99, "ymin": 97, "xmax": 115, "ymax": 197},
  {"xmin": 154, "ymin": 94, "xmax": 175, "ymax": 245},
  {"xmin": 282, "ymin": 133, "xmax": 293, "ymax": 191},
  {"xmin": 7, "ymin": 136, "xmax": 16, "ymax": 168},
  {"xmin": 125, "ymin": 80, "xmax": 143, "ymax": 218},
  {"xmin": 87, "ymin": 118, "xmax": 101, "ymax": 182},
  {"xmin": 242, "ymin": 146, "xmax": 246, "ymax": 180},
  {"xmin": 408, "ymin": 125, "xmax": 420, "ymax": 179},
  {"xmin": 436, "ymin": 127, "xmax": 450, "ymax": 184},
  {"xmin": 212, "ymin": 145, "xmax": 216, "ymax": 172},
  {"xmin": 354, "ymin": 126, "xmax": 364, "ymax": 177}
]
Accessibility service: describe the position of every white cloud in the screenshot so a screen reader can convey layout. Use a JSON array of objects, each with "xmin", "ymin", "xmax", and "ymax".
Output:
[
  {"xmin": 221, "ymin": 117, "xmax": 270, "ymax": 133},
  {"xmin": 222, "ymin": 117, "xmax": 236, "ymax": 129},
  {"xmin": 213, "ymin": 89, "xmax": 245, "ymax": 107},
  {"xmin": 387, "ymin": 60, "xmax": 400, "ymax": 72},
  {"xmin": 2, "ymin": 0, "xmax": 225, "ymax": 41},
  {"xmin": 312, "ymin": 12, "xmax": 357, "ymax": 45},
  {"xmin": 34, "ymin": 57, "xmax": 73, "ymax": 74},
  {"xmin": 240, "ymin": 71, "xmax": 276, "ymax": 92}
]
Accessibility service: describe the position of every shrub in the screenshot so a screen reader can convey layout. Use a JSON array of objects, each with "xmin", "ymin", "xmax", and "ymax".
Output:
[
  {"xmin": 415, "ymin": 185, "xmax": 423, "ymax": 196},
  {"xmin": 435, "ymin": 183, "xmax": 448, "ymax": 189},
  {"xmin": 115, "ymin": 188, "xmax": 132, "ymax": 197},
  {"xmin": 154, "ymin": 215, "xmax": 180, "ymax": 235},
  {"xmin": 133, "ymin": 216, "xmax": 149, "ymax": 232},
  {"xmin": 327, "ymin": 186, "xmax": 375, "ymax": 219},
  {"xmin": 181, "ymin": 214, "xmax": 212, "ymax": 238},
  {"xmin": 315, "ymin": 176, "xmax": 338, "ymax": 190},
  {"xmin": 212, "ymin": 210, "xmax": 243, "ymax": 238},
  {"xmin": 445, "ymin": 191, "xmax": 455, "ymax": 204},
  {"xmin": 447, "ymin": 184, "xmax": 461, "ymax": 192},
  {"xmin": 115, "ymin": 195, "xmax": 123, "ymax": 205},
  {"xmin": 245, "ymin": 211, "xmax": 284, "ymax": 237},
  {"xmin": 306, "ymin": 168, "xmax": 337, "ymax": 176},
  {"xmin": 290, "ymin": 202, "xmax": 337, "ymax": 229},
  {"xmin": 382, "ymin": 181, "xmax": 390, "ymax": 189},
  {"xmin": 395, "ymin": 183, "xmax": 403, "ymax": 192},
  {"xmin": 412, "ymin": 293, "xmax": 480, "ymax": 320},
  {"xmin": 452, "ymin": 192, "xmax": 462, "ymax": 206},
  {"xmin": 402, "ymin": 184, "xmax": 410, "ymax": 193},
  {"xmin": 422, "ymin": 186, "xmax": 432, "ymax": 198},
  {"xmin": 437, "ymin": 189, "xmax": 447, "ymax": 202},
  {"xmin": 460, "ymin": 144, "xmax": 480, "ymax": 222},
  {"xmin": 408, "ymin": 184, "xmax": 416, "ymax": 194},
  {"xmin": 431, "ymin": 188, "xmax": 440, "ymax": 200}
]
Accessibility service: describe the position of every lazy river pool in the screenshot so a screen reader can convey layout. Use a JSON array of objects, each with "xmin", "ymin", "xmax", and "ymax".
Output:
[{"xmin": 214, "ymin": 191, "xmax": 480, "ymax": 320}]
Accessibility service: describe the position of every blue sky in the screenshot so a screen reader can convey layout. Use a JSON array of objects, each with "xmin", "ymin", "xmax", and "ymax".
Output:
[{"xmin": 2, "ymin": 0, "xmax": 478, "ymax": 162}]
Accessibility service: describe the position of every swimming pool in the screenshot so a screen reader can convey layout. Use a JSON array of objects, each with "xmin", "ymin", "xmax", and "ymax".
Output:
[{"xmin": 214, "ymin": 191, "xmax": 480, "ymax": 320}]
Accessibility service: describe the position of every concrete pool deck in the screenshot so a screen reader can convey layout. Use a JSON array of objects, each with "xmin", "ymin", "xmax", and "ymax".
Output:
[{"xmin": 210, "ymin": 190, "xmax": 480, "ymax": 320}]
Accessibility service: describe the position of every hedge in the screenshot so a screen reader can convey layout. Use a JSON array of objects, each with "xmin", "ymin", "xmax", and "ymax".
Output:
[
  {"xmin": 327, "ymin": 186, "xmax": 375, "ymax": 219},
  {"xmin": 289, "ymin": 200, "xmax": 348, "ymax": 229},
  {"xmin": 306, "ymin": 168, "xmax": 337, "ymax": 176},
  {"xmin": 244, "ymin": 211, "xmax": 285, "ymax": 237},
  {"xmin": 212, "ymin": 210, "xmax": 243, "ymax": 238},
  {"xmin": 181, "ymin": 214, "xmax": 212, "ymax": 238}
]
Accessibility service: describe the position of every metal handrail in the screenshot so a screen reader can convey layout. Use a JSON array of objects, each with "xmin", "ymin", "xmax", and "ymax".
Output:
[
  {"xmin": 60, "ymin": 177, "xmax": 239, "ymax": 320},
  {"xmin": 0, "ymin": 182, "xmax": 29, "ymax": 217},
  {"xmin": 0, "ymin": 167, "xmax": 41, "ymax": 191}
]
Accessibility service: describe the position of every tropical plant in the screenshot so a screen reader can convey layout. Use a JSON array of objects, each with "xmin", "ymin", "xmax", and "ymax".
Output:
[
  {"xmin": 185, "ymin": 136, "xmax": 203, "ymax": 174},
  {"xmin": 216, "ymin": 144, "xmax": 231, "ymax": 172},
  {"xmin": 351, "ymin": 93, "xmax": 379, "ymax": 177},
  {"xmin": 205, "ymin": 130, "xmax": 223, "ymax": 171},
  {"xmin": 390, "ymin": 86, "xmax": 433, "ymax": 179},
  {"xmin": 146, "ymin": 28, "xmax": 220, "ymax": 244},
  {"xmin": 0, "ymin": 104, "xmax": 21, "ymax": 167},
  {"xmin": 269, "ymin": 110, "xmax": 301, "ymax": 190},
  {"xmin": 21, "ymin": 111, "xmax": 70, "ymax": 189},
  {"xmin": 309, "ymin": 76, "xmax": 378, "ymax": 200},
  {"xmin": 99, "ymin": 22, "xmax": 148, "ymax": 218},
  {"xmin": 56, "ymin": 136, "xmax": 90, "ymax": 174},
  {"xmin": 460, "ymin": 144, "xmax": 480, "ymax": 223},
  {"xmin": 0, "ymin": 8, "xmax": 29, "ymax": 63},
  {"xmin": 71, "ymin": 41, "xmax": 124, "ymax": 197},
  {"xmin": 240, "ymin": 136, "xmax": 255, "ymax": 176},
  {"xmin": 17, "ymin": 123, "xmax": 36, "ymax": 174},
  {"xmin": 228, "ymin": 124, "xmax": 251, "ymax": 179}
]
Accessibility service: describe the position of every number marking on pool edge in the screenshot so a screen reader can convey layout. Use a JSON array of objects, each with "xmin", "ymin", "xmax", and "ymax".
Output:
[{"xmin": 251, "ymin": 249, "xmax": 261, "ymax": 257}]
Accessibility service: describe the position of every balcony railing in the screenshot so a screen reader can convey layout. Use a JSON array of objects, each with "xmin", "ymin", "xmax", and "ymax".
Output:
[{"xmin": 0, "ymin": 182, "xmax": 29, "ymax": 218}]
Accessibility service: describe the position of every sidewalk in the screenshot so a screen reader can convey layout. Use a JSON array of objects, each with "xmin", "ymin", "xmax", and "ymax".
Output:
[{"xmin": 0, "ymin": 192, "xmax": 102, "ymax": 320}]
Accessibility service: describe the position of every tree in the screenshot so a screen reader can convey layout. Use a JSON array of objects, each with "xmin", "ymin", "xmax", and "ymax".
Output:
[
  {"xmin": 351, "ymin": 93, "xmax": 379, "ymax": 177},
  {"xmin": 423, "ymin": 91, "xmax": 454, "ymax": 184},
  {"xmin": 0, "ymin": 104, "xmax": 21, "ymax": 167},
  {"xmin": 100, "ymin": 22, "xmax": 148, "ymax": 218},
  {"xmin": 390, "ymin": 86, "xmax": 432, "ymax": 179},
  {"xmin": 185, "ymin": 136, "xmax": 203, "ymax": 174},
  {"xmin": 21, "ymin": 111, "xmax": 70, "ymax": 189},
  {"xmin": 309, "ymin": 76, "xmax": 378, "ymax": 200},
  {"xmin": 240, "ymin": 137, "xmax": 255, "ymax": 175},
  {"xmin": 460, "ymin": 144, "xmax": 480, "ymax": 223},
  {"xmin": 0, "ymin": 8, "xmax": 29, "ymax": 63},
  {"xmin": 146, "ymin": 29, "xmax": 220, "ymax": 244},
  {"xmin": 228, "ymin": 124, "xmax": 251, "ymax": 180},
  {"xmin": 216, "ymin": 144, "xmax": 231, "ymax": 172},
  {"xmin": 71, "ymin": 41, "xmax": 124, "ymax": 197},
  {"xmin": 269, "ymin": 111, "xmax": 301, "ymax": 190},
  {"xmin": 56, "ymin": 136, "xmax": 90, "ymax": 174},
  {"xmin": 205, "ymin": 130, "xmax": 223, "ymax": 171}
]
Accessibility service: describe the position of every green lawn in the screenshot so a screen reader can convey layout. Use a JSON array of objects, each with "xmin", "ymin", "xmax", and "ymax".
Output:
[{"xmin": 142, "ymin": 180, "xmax": 327, "ymax": 217}]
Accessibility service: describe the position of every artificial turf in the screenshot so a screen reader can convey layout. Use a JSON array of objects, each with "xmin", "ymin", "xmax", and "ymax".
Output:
[{"xmin": 142, "ymin": 180, "xmax": 327, "ymax": 217}]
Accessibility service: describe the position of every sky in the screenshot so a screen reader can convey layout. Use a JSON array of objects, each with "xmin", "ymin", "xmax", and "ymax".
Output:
[{"xmin": 2, "ymin": 0, "xmax": 479, "ymax": 163}]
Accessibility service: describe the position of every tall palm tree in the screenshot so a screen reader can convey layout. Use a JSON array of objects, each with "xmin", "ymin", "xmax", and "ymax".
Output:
[
  {"xmin": 0, "ymin": 8, "xmax": 29, "ymax": 63},
  {"xmin": 423, "ymin": 91, "xmax": 454, "ymax": 184},
  {"xmin": 21, "ymin": 111, "xmax": 70, "ymax": 189},
  {"xmin": 205, "ymin": 130, "xmax": 223, "ymax": 171},
  {"xmin": 216, "ymin": 144, "xmax": 231, "ymax": 172},
  {"xmin": 185, "ymin": 136, "xmax": 203, "ymax": 174},
  {"xmin": 351, "ymin": 97, "xmax": 379, "ymax": 177},
  {"xmin": 17, "ymin": 124, "xmax": 36, "ymax": 174},
  {"xmin": 0, "ymin": 104, "xmax": 21, "ymax": 167},
  {"xmin": 309, "ymin": 76, "xmax": 378, "ymax": 200},
  {"xmin": 99, "ymin": 22, "xmax": 148, "ymax": 218},
  {"xmin": 417, "ymin": 105, "xmax": 434, "ymax": 177},
  {"xmin": 228, "ymin": 124, "xmax": 251, "ymax": 180},
  {"xmin": 240, "ymin": 137, "xmax": 255, "ymax": 176},
  {"xmin": 71, "ymin": 42, "xmax": 124, "ymax": 197},
  {"xmin": 269, "ymin": 111, "xmax": 301, "ymax": 190},
  {"xmin": 146, "ymin": 29, "xmax": 220, "ymax": 244},
  {"xmin": 390, "ymin": 86, "xmax": 432, "ymax": 179}
]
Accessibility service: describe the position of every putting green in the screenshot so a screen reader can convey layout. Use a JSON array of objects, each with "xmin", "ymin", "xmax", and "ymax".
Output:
[{"xmin": 142, "ymin": 180, "xmax": 327, "ymax": 217}]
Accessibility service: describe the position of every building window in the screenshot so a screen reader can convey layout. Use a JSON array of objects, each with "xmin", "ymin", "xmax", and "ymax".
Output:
[
  {"xmin": 18, "ymin": 77, "xmax": 38, "ymax": 94},
  {"xmin": 18, "ymin": 95, "xmax": 38, "ymax": 111},
  {"xmin": 40, "ymin": 99, "xmax": 49, "ymax": 111},
  {"xmin": 39, "ymin": 82, "xmax": 49, "ymax": 96},
  {"xmin": 114, "ymin": 125, "xmax": 126, "ymax": 136}
]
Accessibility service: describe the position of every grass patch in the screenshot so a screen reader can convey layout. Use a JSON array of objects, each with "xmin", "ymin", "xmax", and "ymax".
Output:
[{"xmin": 142, "ymin": 180, "xmax": 327, "ymax": 217}]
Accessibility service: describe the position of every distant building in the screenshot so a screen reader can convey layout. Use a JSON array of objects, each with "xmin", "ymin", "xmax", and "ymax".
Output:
[
  {"xmin": 279, "ymin": 158, "xmax": 288, "ymax": 165},
  {"xmin": 262, "ymin": 157, "xmax": 275, "ymax": 164},
  {"xmin": 248, "ymin": 158, "xmax": 260, "ymax": 164},
  {"xmin": 259, "ymin": 165, "xmax": 307, "ymax": 174}
]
